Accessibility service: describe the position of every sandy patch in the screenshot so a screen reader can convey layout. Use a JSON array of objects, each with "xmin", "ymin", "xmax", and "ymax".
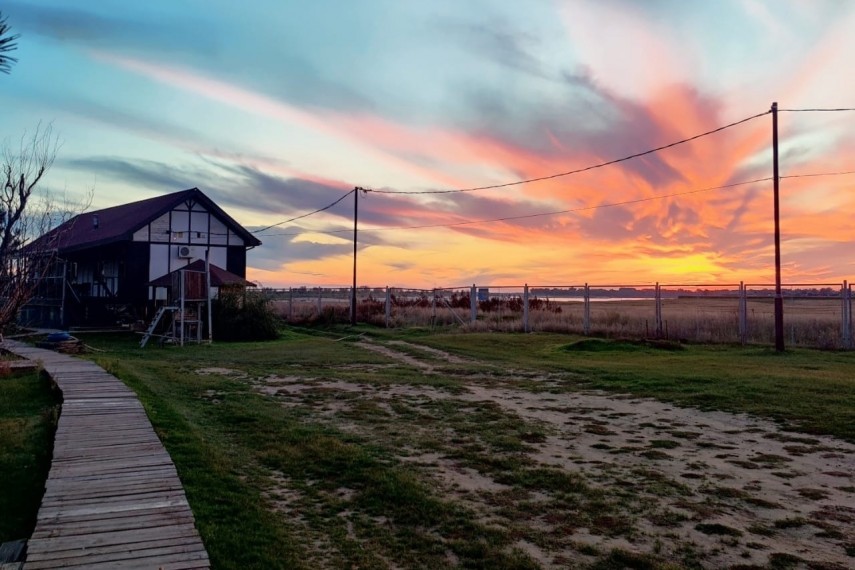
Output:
[
  {"xmin": 250, "ymin": 341, "xmax": 855, "ymax": 569},
  {"xmin": 195, "ymin": 367, "xmax": 247, "ymax": 377},
  {"xmin": 358, "ymin": 340, "xmax": 435, "ymax": 372},
  {"xmin": 386, "ymin": 340, "xmax": 470, "ymax": 364}
]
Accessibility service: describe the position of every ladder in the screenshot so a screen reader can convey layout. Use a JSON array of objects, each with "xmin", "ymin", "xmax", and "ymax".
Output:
[{"xmin": 139, "ymin": 306, "xmax": 177, "ymax": 348}]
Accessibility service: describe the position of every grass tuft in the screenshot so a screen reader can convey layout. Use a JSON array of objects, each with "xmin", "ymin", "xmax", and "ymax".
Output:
[{"xmin": 0, "ymin": 371, "xmax": 59, "ymax": 542}]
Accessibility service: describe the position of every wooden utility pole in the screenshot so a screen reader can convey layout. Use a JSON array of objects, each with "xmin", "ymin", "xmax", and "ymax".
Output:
[
  {"xmin": 351, "ymin": 187, "xmax": 360, "ymax": 326},
  {"xmin": 772, "ymin": 102, "xmax": 785, "ymax": 351}
]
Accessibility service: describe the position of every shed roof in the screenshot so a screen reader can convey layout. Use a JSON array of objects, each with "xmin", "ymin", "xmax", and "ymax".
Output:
[
  {"xmin": 31, "ymin": 188, "xmax": 262, "ymax": 253},
  {"xmin": 148, "ymin": 260, "xmax": 257, "ymax": 288}
]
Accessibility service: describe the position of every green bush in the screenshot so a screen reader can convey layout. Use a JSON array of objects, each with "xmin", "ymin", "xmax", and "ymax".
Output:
[{"xmin": 212, "ymin": 289, "xmax": 280, "ymax": 341}]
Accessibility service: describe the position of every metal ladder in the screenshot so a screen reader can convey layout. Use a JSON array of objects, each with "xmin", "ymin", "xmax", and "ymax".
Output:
[{"xmin": 139, "ymin": 306, "xmax": 177, "ymax": 348}]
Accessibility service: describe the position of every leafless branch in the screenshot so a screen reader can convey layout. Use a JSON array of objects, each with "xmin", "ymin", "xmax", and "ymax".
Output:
[{"xmin": 0, "ymin": 124, "xmax": 85, "ymax": 330}]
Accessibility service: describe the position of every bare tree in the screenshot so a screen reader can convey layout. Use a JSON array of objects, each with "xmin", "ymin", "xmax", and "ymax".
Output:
[
  {"xmin": 0, "ymin": 124, "xmax": 77, "ymax": 331},
  {"xmin": 0, "ymin": 11, "xmax": 19, "ymax": 74}
]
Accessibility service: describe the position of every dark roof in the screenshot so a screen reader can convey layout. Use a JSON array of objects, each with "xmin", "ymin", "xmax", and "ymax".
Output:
[
  {"xmin": 31, "ymin": 187, "xmax": 261, "ymax": 253},
  {"xmin": 148, "ymin": 260, "xmax": 257, "ymax": 288}
]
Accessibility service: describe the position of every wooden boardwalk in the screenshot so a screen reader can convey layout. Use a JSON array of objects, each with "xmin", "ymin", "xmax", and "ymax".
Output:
[{"xmin": 3, "ymin": 341, "xmax": 210, "ymax": 570}]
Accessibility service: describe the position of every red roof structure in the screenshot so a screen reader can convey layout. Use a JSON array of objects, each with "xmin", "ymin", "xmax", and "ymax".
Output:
[
  {"xmin": 148, "ymin": 260, "xmax": 256, "ymax": 288},
  {"xmin": 31, "ymin": 188, "xmax": 261, "ymax": 253}
]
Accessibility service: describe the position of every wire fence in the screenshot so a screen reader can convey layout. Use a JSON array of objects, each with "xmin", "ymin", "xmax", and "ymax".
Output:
[{"xmin": 257, "ymin": 280, "xmax": 854, "ymax": 350}]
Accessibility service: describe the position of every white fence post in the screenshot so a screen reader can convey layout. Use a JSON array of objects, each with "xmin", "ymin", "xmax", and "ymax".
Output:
[
  {"xmin": 583, "ymin": 283, "xmax": 591, "ymax": 335},
  {"xmin": 523, "ymin": 283, "xmax": 530, "ymax": 333},
  {"xmin": 288, "ymin": 287, "xmax": 293, "ymax": 322},
  {"xmin": 654, "ymin": 282, "xmax": 663, "ymax": 338},
  {"xmin": 385, "ymin": 286, "xmax": 391, "ymax": 328},
  {"xmin": 739, "ymin": 281, "xmax": 748, "ymax": 344},
  {"xmin": 842, "ymin": 280, "xmax": 852, "ymax": 349},
  {"xmin": 470, "ymin": 284, "xmax": 477, "ymax": 324}
]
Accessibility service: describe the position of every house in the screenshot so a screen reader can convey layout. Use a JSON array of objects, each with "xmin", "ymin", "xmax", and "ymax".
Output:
[{"xmin": 22, "ymin": 187, "xmax": 262, "ymax": 328}]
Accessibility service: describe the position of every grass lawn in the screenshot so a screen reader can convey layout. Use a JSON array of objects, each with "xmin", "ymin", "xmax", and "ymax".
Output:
[
  {"xmin": 59, "ymin": 329, "xmax": 855, "ymax": 569},
  {"xmin": 0, "ymin": 370, "xmax": 59, "ymax": 543}
]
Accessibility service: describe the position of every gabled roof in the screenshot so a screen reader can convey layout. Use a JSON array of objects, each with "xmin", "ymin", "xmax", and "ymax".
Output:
[
  {"xmin": 32, "ymin": 188, "xmax": 262, "ymax": 253},
  {"xmin": 148, "ymin": 260, "xmax": 257, "ymax": 288}
]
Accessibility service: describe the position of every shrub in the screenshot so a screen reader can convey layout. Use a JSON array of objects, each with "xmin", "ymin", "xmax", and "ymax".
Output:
[{"xmin": 212, "ymin": 288, "xmax": 280, "ymax": 341}]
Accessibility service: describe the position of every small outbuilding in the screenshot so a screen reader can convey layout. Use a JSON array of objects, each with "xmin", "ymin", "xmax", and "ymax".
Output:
[{"xmin": 22, "ymin": 187, "xmax": 262, "ymax": 328}]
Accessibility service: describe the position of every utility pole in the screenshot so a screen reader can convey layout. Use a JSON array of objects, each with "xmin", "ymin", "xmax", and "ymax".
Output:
[
  {"xmin": 351, "ymin": 187, "xmax": 360, "ymax": 326},
  {"xmin": 771, "ymin": 102, "xmax": 785, "ymax": 352}
]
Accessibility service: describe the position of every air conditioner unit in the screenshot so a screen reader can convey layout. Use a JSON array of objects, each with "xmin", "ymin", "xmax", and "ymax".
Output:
[{"xmin": 178, "ymin": 245, "xmax": 202, "ymax": 259}]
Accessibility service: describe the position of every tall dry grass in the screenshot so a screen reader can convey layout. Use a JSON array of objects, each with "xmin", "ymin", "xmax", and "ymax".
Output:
[{"xmin": 268, "ymin": 293, "xmax": 850, "ymax": 349}]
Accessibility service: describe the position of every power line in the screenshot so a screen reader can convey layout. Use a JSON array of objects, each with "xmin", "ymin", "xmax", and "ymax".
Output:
[
  {"xmin": 249, "ymin": 109, "xmax": 847, "ymax": 236},
  {"xmin": 351, "ymin": 177, "xmax": 773, "ymax": 232},
  {"xmin": 251, "ymin": 109, "xmax": 771, "ymax": 232},
  {"xmin": 779, "ymin": 108, "xmax": 855, "ymax": 112},
  {"xmin": 254, "ymin": 168, "xmax": 855, "ymax": 238},
  {"xmin": 252, "ymin": 189, "xmax": 355, "ymax": 234},
  {"xmin": 368, "ymin": 110, "xmax": 771, "ymax": 195},
  {"xmin": 780, "ymin": 169, "xmax": 855, "ymax": 179}
]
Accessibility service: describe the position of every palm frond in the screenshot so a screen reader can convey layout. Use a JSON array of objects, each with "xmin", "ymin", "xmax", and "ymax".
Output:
[{"xmin": 0, "ymin": 12, "xmax": 20, "ymax": 74}]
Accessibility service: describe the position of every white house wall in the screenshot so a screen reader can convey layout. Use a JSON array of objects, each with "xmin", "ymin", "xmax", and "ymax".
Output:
[
  {"xmin": 209, "ymin": 218, "xmax": 228, "ymax": 245},
  {"xmin": 132, "ymin": 204, "xmax": 245, "ymax": 248},
  {"xmin": 130, "ymin": 200, "xmax": 248, "ymax": 300},
  {"xmin": 149, "ymin": 244, "xmax": 170, "ymax": 282}
]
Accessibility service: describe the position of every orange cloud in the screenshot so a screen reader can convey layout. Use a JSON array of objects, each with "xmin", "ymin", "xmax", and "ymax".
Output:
[{"xmin": 88, "ymin": 49, "xmax": 855, "ymax": 288}]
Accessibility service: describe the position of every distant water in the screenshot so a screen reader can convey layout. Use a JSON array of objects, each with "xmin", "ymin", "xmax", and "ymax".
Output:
[{"xmin": 549, "ymin": 297, "xmax": 655, "ymax": 303}]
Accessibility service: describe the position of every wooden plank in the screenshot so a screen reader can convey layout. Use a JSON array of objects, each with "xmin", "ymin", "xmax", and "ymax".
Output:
[
  {"xmin": 35, "ymin": 497, "xmax": 191, "ymax": 520},
  {"xmin": 46, "ymin": 454, "xmax": 176, "ymax": 476},
  {"xmin": 25, "ymin": 548, "xmax": 209, "ymax": 570},
  {"xmin": 31, "ymin": 506, "xmax": 194, "ymax": 535},
  {"xmin": 45, "ymin": 477, "xmax": 183, "ymax": 499},
  {"xmin": 50, "ymin": 435, "xmax": 162, "ymax": 450},
  {"xmin": 27, "ymin": 532, "xmax": 204, "ymax": 560},
  {"xmin": 43, "ymin": 467, "xmax": 179, "ymax": 488},
  {"xmin": 49, "ymin": 444, "xmax": 169, "ymax": 463},
  {"xmin": 31, "ymin": 510, "xmax": 196, "ymax": 537},
  {"xmin": 40, "ymin": 487, "xmax": 189, "ymax": 508}
]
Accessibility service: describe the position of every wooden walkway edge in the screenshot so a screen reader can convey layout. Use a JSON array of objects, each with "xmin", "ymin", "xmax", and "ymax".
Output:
[{"xmin": 3, "ymin": 340, "xmax": 210, "ymax": 570}]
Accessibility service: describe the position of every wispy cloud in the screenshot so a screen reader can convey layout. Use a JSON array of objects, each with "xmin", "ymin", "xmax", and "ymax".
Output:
[{"xmin": 5, "ymin": 1, "xmax": 216, "ymax": 57}]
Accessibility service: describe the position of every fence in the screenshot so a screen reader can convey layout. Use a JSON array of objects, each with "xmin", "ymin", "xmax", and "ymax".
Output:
[{"xmin": 259, "ymin": 281, "xmax": 854, "ymax": 350}]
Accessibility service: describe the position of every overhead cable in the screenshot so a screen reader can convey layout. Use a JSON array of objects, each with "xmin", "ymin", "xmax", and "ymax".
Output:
[
  {"xmin": 779, "ymin": 107, "xmax": 855, "ymax": 112},
  {"xmin": 255, "ymin": 169, "xmax": 855, "ymax": 237},
  {"xmin": 252, "ymin": 188, "xmax": 355, "ymax": 234},
  {"xmin": 368, "ymin": 110, "xmax": 771, "ymax": 195}
]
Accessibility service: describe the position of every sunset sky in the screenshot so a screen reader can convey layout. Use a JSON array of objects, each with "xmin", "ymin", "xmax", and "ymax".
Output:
[{"xmin": 3, "ymin": 0, "xmax": 854, "ymax": 288}]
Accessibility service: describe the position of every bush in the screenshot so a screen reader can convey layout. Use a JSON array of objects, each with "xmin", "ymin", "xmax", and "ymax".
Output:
[{"xmin": 212, "ymin": 288, "xmax": 280, "ymax": 341}]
